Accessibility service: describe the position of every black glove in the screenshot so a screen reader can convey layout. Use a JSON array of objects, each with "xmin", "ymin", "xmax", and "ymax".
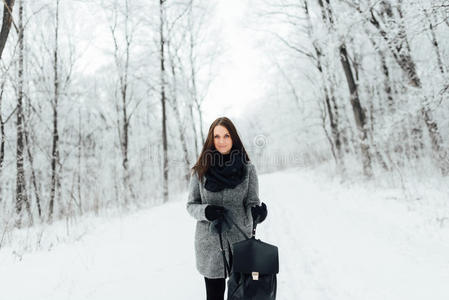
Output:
[
  {"xmin": 205, "ymin": 205, "xmax": 225, "ymax": 221},
  {"xmin": 251, "ymin": 202, "xmax": 267, "ymax": 224}
]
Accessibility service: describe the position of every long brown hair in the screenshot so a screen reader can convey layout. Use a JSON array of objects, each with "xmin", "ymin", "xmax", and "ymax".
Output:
[{"xmin": 192, "ymin": 117, "xmax": 250, "ymax": 181}]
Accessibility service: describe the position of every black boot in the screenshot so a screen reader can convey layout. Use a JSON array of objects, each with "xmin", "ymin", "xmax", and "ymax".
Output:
[{"xmin": 204, "ymin": 277, "xmax": 225, "ymax": 300}]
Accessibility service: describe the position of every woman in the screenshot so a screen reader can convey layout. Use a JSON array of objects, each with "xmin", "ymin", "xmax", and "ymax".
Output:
[{"xmin": 186, "ymin": 117, "xmax": 267, "ymax": 300}]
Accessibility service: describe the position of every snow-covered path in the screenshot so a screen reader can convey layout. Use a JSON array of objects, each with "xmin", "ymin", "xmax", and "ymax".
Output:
[
  {"xmin": 261, "ymin": 169, "xmax": 449, "ymax": 300},
  {"xmin": 1, "ymin": 167, "xmax": 449, "ymax": 299},
  {"xmin": 0, "ymin": 201, "xmax": 204, "ymax": 299}
]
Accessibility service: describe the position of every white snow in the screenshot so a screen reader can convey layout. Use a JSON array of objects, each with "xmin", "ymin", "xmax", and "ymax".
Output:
[{"xmin": 1, "ymin": 167, "xmax": 449, "ymax": 300}]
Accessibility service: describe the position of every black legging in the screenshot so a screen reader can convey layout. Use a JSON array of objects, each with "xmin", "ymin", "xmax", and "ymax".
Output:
[{"xmin": 204, "ymin": 277, "xmax": 225, "ymax": 300}]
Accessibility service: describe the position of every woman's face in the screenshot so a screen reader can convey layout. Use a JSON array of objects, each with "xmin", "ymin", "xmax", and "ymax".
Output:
[{"xmin": 213, "ymin": 125, "xmax": 233, "ymax": 154}]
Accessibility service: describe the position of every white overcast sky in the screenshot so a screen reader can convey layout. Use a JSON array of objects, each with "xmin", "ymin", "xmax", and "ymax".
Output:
[{"xmin": 202, "ymin": 0, "xmax": 267, "ymax": 122}]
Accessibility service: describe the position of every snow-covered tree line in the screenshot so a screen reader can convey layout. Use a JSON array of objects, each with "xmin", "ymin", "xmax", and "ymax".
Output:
[
  {"xmin": 1, "ymin": 0, "xmax": 448, "ymax": 232},
  {"xmin": 244, "ymin": 0, "xmax": 449, "ymax": 177},
  {"xmin": 0, "ymin": 0, "xmax": 220, "ymax": 228}
]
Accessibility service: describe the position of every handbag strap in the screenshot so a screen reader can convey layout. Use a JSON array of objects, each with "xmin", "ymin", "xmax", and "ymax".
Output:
[
  {"xmin": 217, "ymin": 211, "xmax": 253, "ymax": 278},
  {"xmin": 225, "ymin": 212, "xmax": 251, "ymax": 240},
  {"xmin": 219, "ymin": 231, "xmax": 231, "ymax": 278}
]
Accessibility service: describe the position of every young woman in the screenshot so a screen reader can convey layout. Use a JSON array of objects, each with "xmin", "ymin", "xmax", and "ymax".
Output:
[{"xmin": 186, "ymin": 117, "xmax": 267, "ymax": 300}]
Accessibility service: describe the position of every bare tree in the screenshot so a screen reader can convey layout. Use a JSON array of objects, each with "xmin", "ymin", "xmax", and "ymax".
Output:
[
  {"xmin": 159, "ymin": 0, "xmax": 168, "ymax": 203},
  {"xmin": 108, "ymin": 0, "xmax": 138, "ymax": 205},
  {"xmin": 186, "ymin": 2, "xmax": 201, "ymax": 156},
  {"xmin": 303, "ymin": 0, "xmax": 343, "ymax": 166},
  {"xmin": 0, "ymin": 72, "xmax": 8, "ymax": 173},
  {"xmin": 47, "ymin": 0, "xmax": 61, "ymax": 222},
  {"xmin": 257, "ymin": 0, "xmax": 346, "ymax": 168},
  {"xmin": 317, "ymin": 0, "xmax": 372, "ymax": 177},
  {"xmin": 186, "ymin": 0, "xmax": 218, "ymax": 148},
  {"xmin": 0, "ymin": 64, "xmax": 17, "ymax": 203},
  {"xmin": 166, "ymin": 41, "xmax": 191, "ymax": 183},
  {"xmin": 0, "ymin": 0, "xmax": 15, "ymax": 59},
  {"xmin": 23, "ymin": 97, "xmax": 42, "ymax": 219},
  {"xmin": 423, "ymin": 8, "xmax": 446, "ymax": 75},
  {"xmin": 16, "ymin": 0, "xmax": 32, "ymax": 227},
  {"xmin": 366, "ymin": 0, "xmax": 448, "ymax": 174}
]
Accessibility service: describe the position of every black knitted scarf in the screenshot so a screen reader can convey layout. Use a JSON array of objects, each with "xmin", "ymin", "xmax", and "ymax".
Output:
[{"xmin": 204, "ymin": 149, "xmax": 247, "ymax": 192}]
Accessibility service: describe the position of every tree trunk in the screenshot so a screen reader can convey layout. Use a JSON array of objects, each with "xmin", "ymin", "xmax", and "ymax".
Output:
[
  {"xmin": 109, "ymin": 0, "xmax": 136, "ymax": 206},
  {"xmin": 77, "ymin": 108, "xmax": 82, "ymax": 214},
  {"xmin": 195, "ymin": 102, "xmax": 205, "ymax": 145},
  {"xmin": 167, "ymin": 48, "xmax": 191, "ymax": 183},
  {"xmin": 303, "ymin": 0, "xmax": 343, "ymax": 166},
  {"xmin": 0, "ymin": 0, "xmax": 15, "ymax": 59},
  {"xmin": 48, "ymin": 0, "xmax": 61, "ymax": 222},
  {"xmin": 189, "ymin": 103, "xmax": 199, "ymax": 157},
  {"xmin": 187, "ymin": 10, "xmax": 205, "ymax": 146},
  {"xmin": 121, "ymin": 66, "xmax": 134, "ymax": 205},
  {"xmin": 339, "ymin": 45, "xmax": 372, "ymax": 176},
  {"xmin": 379, "ymin": 49, "xmax": 394, "ymax": 110},
  {"xmin": 24, "ymin": 103, "xmax": 42, "ymax": 219},
  {"xmin": 16, "ymin": 0, "xmax": 31, "ymax": 227},
  {"xmin": 0, "ymin": 80, "xmax": 5, "ymax": 173},
  {"xmin": 318, "ymin": 0, "xmax": 372, "ymax": 176},
  {"xmin": 160, "ymin": 0, "xmax": 168, "ymax": 203},
  {"xmin": 423, "ymin": 8, "xmax": 445, "ymax": 74}
]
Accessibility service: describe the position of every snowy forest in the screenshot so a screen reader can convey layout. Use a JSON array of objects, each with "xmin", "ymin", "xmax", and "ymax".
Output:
[{"xmin": 1, "ymin": 0, "xmax": 449, "ymax": 299}]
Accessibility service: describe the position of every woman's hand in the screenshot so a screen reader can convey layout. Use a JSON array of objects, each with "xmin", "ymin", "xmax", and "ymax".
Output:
[
  {"xmin": 251, "ymin": 202, "xmax": 267, "ymax": 224},
  {"xmin": 205, "ymin": 205, "xmax": 226, "ymax": 221}
]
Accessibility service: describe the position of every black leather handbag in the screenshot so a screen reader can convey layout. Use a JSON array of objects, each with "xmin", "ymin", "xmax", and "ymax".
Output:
[
  {"xmin": 212, "ymin": 207, "xmax": 279, "ymax": 300},
  {"xmin": 227, "ymin": 236, "xmax": 279, "ymax": 300}
]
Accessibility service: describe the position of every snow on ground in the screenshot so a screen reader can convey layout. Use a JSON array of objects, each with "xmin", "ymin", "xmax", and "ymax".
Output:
[{"xmin": 1, "ymin": 166, "xmax": 449, "ymax": 300}]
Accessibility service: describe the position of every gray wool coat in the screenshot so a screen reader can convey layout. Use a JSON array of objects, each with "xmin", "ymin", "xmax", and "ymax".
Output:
[{"xmin": 186, "ymin": 162, "xmax": 261, "ymax": 279}]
